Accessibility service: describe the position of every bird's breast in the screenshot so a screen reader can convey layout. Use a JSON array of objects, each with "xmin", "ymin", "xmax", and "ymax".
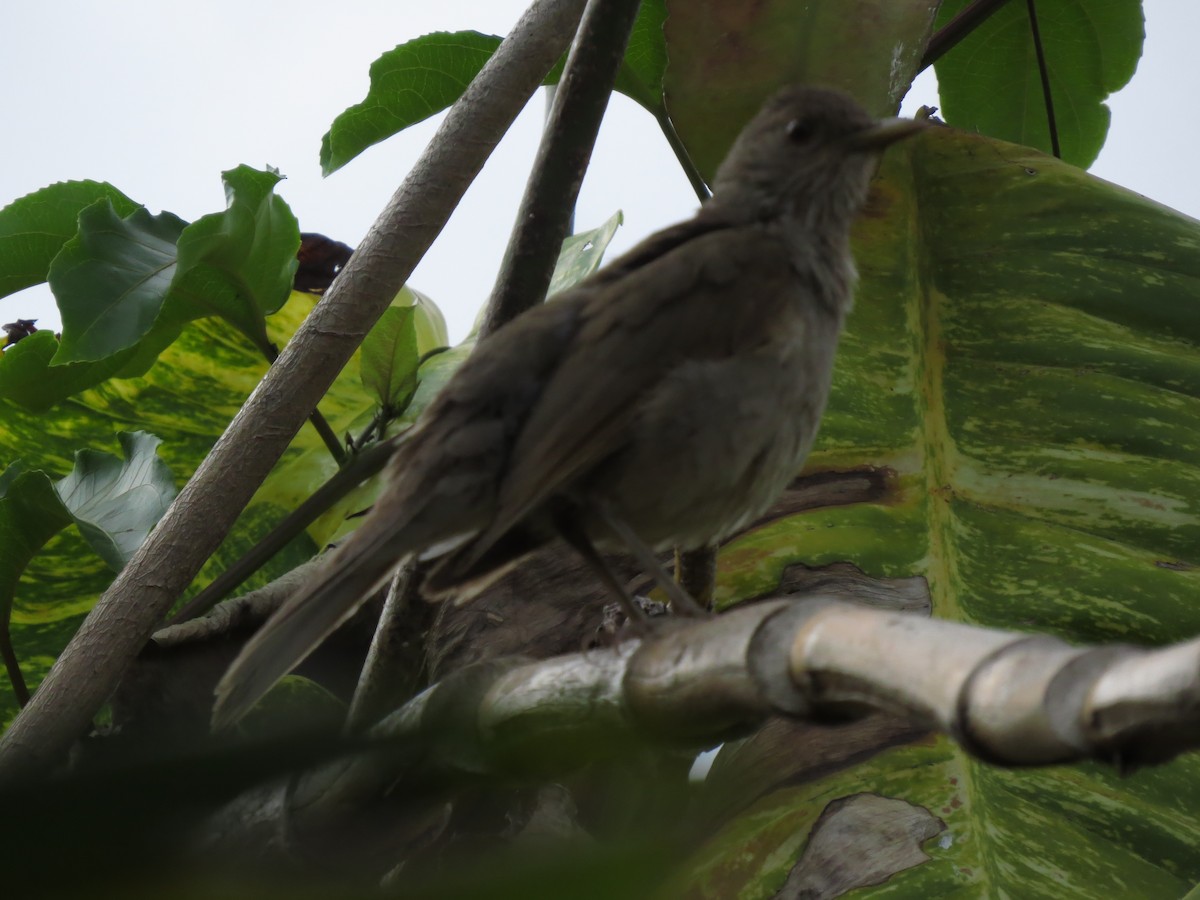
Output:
[{"xmin": 586, "ymin": 312, "xmax": 842, "ymax": 551}]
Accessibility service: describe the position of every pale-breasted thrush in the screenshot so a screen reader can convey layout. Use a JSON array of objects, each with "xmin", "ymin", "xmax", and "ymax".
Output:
[{"xmin": 214, "ymin": 85, "xmax": 923, "ymax": 727}]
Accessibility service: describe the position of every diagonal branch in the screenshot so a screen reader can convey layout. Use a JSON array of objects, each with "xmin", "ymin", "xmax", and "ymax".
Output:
[
  {"xmin": 0, "ymin": 0, "xmax": 591, "ymax": 782},
  {"xmin": 920, "ymin": 0, "xmax": 1015, "ymax": 70},
  {"xmin": 478, "ymin": 0, "xmax": 643, "ymax": 339}
]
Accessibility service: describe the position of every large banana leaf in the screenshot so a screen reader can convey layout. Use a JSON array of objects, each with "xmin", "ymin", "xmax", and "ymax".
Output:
[{"xmin": 685, "ymin": 125, "xmax": 1200, "ymax": 897}]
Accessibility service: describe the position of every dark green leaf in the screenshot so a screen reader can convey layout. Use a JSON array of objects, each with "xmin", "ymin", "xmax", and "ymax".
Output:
[
  {"xmin": 0, "ymin": 320, "xmax": 188, "ymax": 412},
  {"xmin": 321, "ymin": 31, "xmax": 503, "ymax": 175},
  {"xmin": 0, "ymin": 463, "xmax": 74, "ymax": 649},
  {"xmin": 613, "ymin": 0, "xmax": 667, "ymax": 112},
  {"xmin": 55, "ymin": 431, "xmax": 176, "ymax": 570},
  {"xmin": 48, "ymin": 202, "xmax": 188, "ymax": 364},
  {"xmin": 933, "ymin": 0, "xmax": 1145, "ymax": 168},
  {"xmin": 320, "ymin": 21, "xmax": 673, "ymax": 176},
  {"xmin": 0, "ymin": 459, "xmax": 69, "ymax": 705},
  {"xmin": 0, "ymin": 180, "xmax": 139, "ymax": 300},
  {"xmin": 0, "ymin": 331, "xmax": 132, "ymax": 411},
  {"xmin": 171, "ymin": 165, "xmax": 300, "ymax": 346},
  {"xmin": 27, "ymin": 167, "xmax": 297, "ymax": 377},
  {"xmin": 360, "ymin": 305, "xmax": 419, "ymax": 410},
  {"xmin": 0, "ymin": 433, "xmax": 173, "ymax": 708}
]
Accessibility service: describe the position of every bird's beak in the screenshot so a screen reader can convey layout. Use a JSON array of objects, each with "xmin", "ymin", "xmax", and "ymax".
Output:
[{"xmin": 847, "ymin": 117, "xmax": 926, "ymax": 151}]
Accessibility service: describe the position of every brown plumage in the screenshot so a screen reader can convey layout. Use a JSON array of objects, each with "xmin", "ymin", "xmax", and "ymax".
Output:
[{"xmin": 213, "ymin": 85, "xmax": 922, "ymax": 728}]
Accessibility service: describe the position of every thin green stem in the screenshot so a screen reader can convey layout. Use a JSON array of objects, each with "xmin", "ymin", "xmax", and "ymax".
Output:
[
  {"xmin": 1025, "ymin": 0, "xmax": 1060, "ymax": 158},
  {"xmin": 657, "ymin": 109, "xmax": 711, "ymax": 204},
  {"xmin": 166, "ymin": 433, "xmax": 403, "ymax": 625},
  {"xmin": 0, "ymin": 618, "xmax": 29, "ymax": 707}
]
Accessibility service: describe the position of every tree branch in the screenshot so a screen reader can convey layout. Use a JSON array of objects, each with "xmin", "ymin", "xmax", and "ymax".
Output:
[
  {"xmin": 343, "ymin": 564, "xmax": 430, "ymax": 733},
  {"xmin": 477, "ymin": 0, "xmax": 642, "ymax": 339},
  {"xmin": 920, "ymin": 0, "xmax": 1016, "ymax": 69},
  {"xmin": 0, "ymin": 0, "xmax": 591, "ymax": 782}
]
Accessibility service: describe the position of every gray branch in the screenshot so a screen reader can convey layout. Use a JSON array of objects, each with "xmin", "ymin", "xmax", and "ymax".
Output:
[{"xmin": 477, "ymin": 0, "xmax": 642, "ymax": 338}]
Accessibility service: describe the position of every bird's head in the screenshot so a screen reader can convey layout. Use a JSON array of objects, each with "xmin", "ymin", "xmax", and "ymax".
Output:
[{"xmin": 710, "ymin": 85, "xmax": 924, "ymax": 227}]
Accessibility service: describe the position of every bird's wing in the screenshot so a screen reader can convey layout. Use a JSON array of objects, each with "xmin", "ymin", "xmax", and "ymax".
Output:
[
  {"xmin": 213, "ymin": 299, "xmax": 588, "ymax": 729},
  {"xmin": 212, "ymin": 506, "xmax": 418, "ymax": 730},
  {"xmin": 452, "ymin": 220, "xmax": 801, "ymax": 576},
  {"xmin": 214, "ymin": 217, "xmax": 796, "ymax": 725}
]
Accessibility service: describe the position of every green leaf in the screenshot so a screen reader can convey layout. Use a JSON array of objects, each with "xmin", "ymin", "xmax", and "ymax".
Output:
[
  {"xmin": 170, "ymin": 165, "xmax": 300, "ymax": 347},
  {"xmin": 0, "ymin": 462, "xmax": 74, "ymax": 660},
  {"xmin": 48, "ymin": 202, "xmax": 188, "ymax": 364},
  {"xmin": 548, "ymin": 211, "xmax": 623, "ymax": 297},
  {"xmin": 7, "ymin": 167, "xmax": 299, "ymax": 394},
  {"xmin": 320, "ymin": 21, "xmax": 673, "ymax": 176},
  {"xmin": 394, "ymin": 285, "xmax": 449, "ymax": 356},
  {"xmin": 613, "ymin": 0, "xmax": 667, "ymax": 112},
  {"xmin": 358, "ymin": 285, "xmax": 448, "ymax": 415},
  {"xmin": 933, "ymin": 0, "xmax": 1145, "ymax": 168},
  {"xmin": 0, "ymin": 319, "xmax": 189, "ymax": 413},
  {"xmin": 321, "ymin": 31, "xmax": 503, "ymax": 176},
  {"xmin": 54, "ymin": 431, "xmax": 176, "ymax": 571},
  {"xmin": 663, "ymin": 0, "xmax": 939, "ymax": 179},
  {"xmin": 0, "ymin": 180, "xmax": 139, "ymax": 300},
  {"xmin": 0, "ymin": 331, "xmax": 135, "ymax": 412},
  {"xmin": 0, "ymin": 431, "xmax": 174, "ymax": 700},
  {"xmin": 360, "ymin": 305, "xmax": 419, "ymax": 410},
  {"xmin": 403, "ymin": 341, "xmax": 473, "ymax": 425}
]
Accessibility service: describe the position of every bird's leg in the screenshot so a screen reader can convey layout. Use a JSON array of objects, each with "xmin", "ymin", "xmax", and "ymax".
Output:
[
  {"xmin": 554, "ymin": 513, "xmax": 649, "ymax": 626},
  {"xmin": 590, "ymin": 501, "xmax": 710, "ymax": 619},
  {"xmin": 675, "ymin": 544, "xmax": 717, "ymax": 612}
]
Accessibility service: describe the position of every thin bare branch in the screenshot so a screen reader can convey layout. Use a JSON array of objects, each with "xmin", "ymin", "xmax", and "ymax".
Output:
[
  {"xmin": 478, "ymin": 0, "xmax": 642, "ymax": 338},
  {"xmin": 343, "ymin": 564, "xmax": 429, "ymax": 733}
]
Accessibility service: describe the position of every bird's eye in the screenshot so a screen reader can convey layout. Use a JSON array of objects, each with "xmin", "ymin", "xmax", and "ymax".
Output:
[{"xmin": 786, "ymin": 119, "xmax": 814, "ymax": 142}]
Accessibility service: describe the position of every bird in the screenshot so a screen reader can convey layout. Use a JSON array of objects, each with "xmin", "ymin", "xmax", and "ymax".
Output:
[{"xmin": 213, "ymin": 85, "xmax": 923, "ymax": 728}]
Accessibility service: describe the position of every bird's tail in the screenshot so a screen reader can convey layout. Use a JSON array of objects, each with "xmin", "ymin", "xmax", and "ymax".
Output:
[{"xmin": 212, "ymin": 511, "xmax": 421, "ymax": 730}]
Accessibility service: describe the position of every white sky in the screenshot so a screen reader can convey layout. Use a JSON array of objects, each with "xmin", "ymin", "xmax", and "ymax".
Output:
[{"xmin": 1, "ymin": 1, "xmax": 1193, "ymax": 343}]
